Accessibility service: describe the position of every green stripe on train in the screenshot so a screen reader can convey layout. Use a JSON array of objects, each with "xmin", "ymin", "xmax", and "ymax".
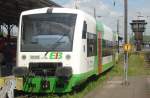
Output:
[
  {"xmin": 102, "ymin": 62, "xmax": 113, "ymax": 72},
  {"xmin": 23, "ymin": 68, "xmax": 98, "ymax": 93},
  {"xmin": 22, "ymin": 62, "xmax": 113, "ymax": 93}
]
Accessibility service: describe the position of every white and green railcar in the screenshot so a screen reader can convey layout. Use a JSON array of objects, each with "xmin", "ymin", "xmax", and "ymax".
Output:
[{"xmin": 14, "ymin": 7, "xmax": 116, "ymax": 93}]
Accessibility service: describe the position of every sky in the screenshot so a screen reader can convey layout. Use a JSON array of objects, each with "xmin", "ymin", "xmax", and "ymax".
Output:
[{"xmin": 52, "ymin": 0, "xmax": 150, "ymax": 37}]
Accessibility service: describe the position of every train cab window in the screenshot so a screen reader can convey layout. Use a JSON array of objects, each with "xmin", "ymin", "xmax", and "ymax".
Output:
[
  {"xmin": 87, "ymin": 33, "xmax": 97, "ymax": 57},
  {"xmin": 82, "ymin": 21, "xmax": 87, "ymax": 39}
]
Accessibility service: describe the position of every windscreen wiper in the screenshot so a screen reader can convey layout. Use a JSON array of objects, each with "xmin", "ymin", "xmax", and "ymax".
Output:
[{"xmin": 44, "ymin": 33, "xmax": 66, "ymax": 56}]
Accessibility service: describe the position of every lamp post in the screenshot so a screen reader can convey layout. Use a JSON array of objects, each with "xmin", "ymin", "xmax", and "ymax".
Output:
[
  {"xmin": 74, "ymin": 0, "xmax": 80, "ymax": 9},
  {"xmin": 117, "ymin": 19, "xmax": 120, "ymax": 53},
  {"xmin": 117, "ymin": 16, "xmax": 123, "ymax": 53},
  {"xmin": 123, "ymin": 0, "xmax": 129, "ymax": 85},
  {"xmin": 124, "ymin": 0, "xmax": 128, "ymax": 45},
  {"xmin": 130, "ymin": 20, "xmax": 147, "ymax": 51}
]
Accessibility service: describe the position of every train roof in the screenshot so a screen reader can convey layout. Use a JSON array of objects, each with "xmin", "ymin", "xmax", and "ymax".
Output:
[
  {"xmin": 96, "ymin": 20, "xmax": 113, "ymax": 33},
  {"xmin": 96, "ymin": 20, "xmax": 113, "ymax": 40},
  {"xmin": 21, "ymin": 7, "xmax": 94, "ymax": 20},
  {"xmin": 20, "ymin": 7, "xmax": 96, "ymax": 26}
]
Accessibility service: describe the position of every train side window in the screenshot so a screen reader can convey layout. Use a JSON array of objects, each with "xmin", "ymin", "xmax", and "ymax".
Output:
[
  {"xmin": 82, "ymin": 21, "xmax": 87, "ymax": 39},
  {"xmin": 102, "ymin": 39, "xmax": 113, "ymax": 57},
  {"xmin": 87, "ymin": 33, "xmax": 97, "ymax": 57}
]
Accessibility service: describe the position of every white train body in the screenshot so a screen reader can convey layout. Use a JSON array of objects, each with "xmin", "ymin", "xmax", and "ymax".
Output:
[
  {"xmin": 17, "ymin": 7, "xmax": 97, "ymax": 75},
  {"xmin": 16, "ymin": 7, "xmax": 115, "ymax": 93}
]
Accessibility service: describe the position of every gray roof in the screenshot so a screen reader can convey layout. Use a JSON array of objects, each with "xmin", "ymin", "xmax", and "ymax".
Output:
[{"xmin": 0, "ymin": 0, "xmax": 61, "ymax": 25}]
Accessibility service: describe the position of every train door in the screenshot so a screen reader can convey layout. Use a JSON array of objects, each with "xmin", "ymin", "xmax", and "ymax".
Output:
[
  {"xmin": 83, "ymin": 20, "xmax": 97, "ymax": 72},
  {"xmin": 98, "ymin": 32, "xmax": 102, "ymax": 74}
]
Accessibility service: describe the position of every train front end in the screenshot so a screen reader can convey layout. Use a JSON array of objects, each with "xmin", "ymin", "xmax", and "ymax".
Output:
[{"xmin": 15, "ymin": 8, "xmax": 84, "ymax": 93}]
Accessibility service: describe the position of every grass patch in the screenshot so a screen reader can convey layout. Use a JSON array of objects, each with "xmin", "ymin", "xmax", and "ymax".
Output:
[
  {"xmin": 109, "ymin": 54, "xmax": 124, "ymax": 76},
  {"xmin": 128, "ymin": 54, "xmax": 145, "ymax": 76},
  {"xmin": 110, "ymin": 52, "xmax": 150, "ymax": 77}
]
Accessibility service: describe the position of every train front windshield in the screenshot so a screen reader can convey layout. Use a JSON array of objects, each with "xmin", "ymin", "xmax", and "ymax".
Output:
[{"xmin": 21, "ymin": 13, "xmax": 77, "ymax": 52}]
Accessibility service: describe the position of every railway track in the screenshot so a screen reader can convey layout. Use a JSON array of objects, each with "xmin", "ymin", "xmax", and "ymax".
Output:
[
  {"xmin": 15, "ymin": 91, "xmax": 53, "ymax": 98},
  {"xmin": 16, "ymin": 96, "xmax": 28, "ymax": 98},
  {"xmin": 14, "ymin": 91, "xmax": 47, "ymax": 98},
  {"xmin": 15, "ymin": 94, "xmax": 39, "ymax": 98},
  {"xmin": 145, "ymin": 62, "xmax": 150, "ymax": 97},
  {"xmin": 144, "ymin": 62, "xmax": 150, "ymax": 70},
  {"xmin": 16, "ymin": 96, "xmax": 37, "ymax": 98},
  {"xmin": 144, "ymin": 52, "xmax": 150, "ymax": 70}
]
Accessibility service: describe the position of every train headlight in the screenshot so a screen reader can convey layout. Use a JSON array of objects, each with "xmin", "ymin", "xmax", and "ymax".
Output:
[
  {"xmin": 22, "ymin": 55, "xmax": 26, "ymax": 60},
  {"xmin": 65, "ymin": 54, "xmax": 71, "ymax": 60}
]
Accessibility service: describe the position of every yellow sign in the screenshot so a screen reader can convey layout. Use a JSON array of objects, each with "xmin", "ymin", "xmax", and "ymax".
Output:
[{"xmin": 123, "ymin": 44, "xmax": 131, "ymax": 52}]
